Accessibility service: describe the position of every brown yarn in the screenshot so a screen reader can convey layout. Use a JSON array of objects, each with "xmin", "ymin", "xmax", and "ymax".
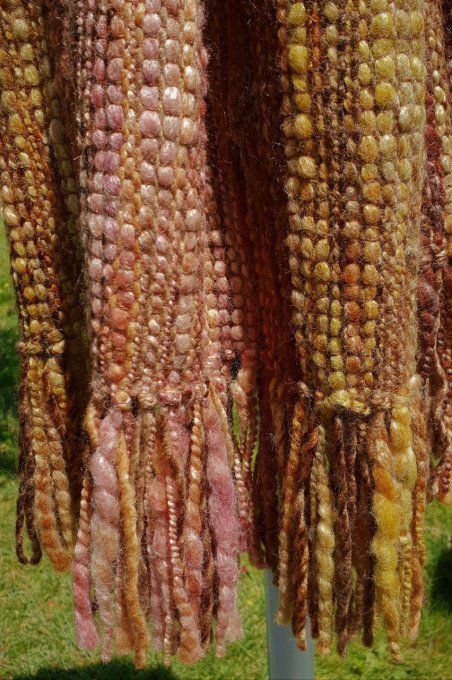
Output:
[
  {"xmin": 276, "ymin": 398, "xmax": 307, "ymax": 624},
  {"xmin": 352, "ymin": 424, "xmax": 376, "ymax": 648},
  {"xmin": 291, "ymin": 489, "xmax": 309, "ymax": 650},
  {"xmin": 333, "ymin": 416, "xmax": 353, "ymax": 656}
]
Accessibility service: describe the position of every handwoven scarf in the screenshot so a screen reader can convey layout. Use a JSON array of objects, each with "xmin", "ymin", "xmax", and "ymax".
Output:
[{"xmin": 0, "ymin": 0, "xmax": 450, "ymax": 668}]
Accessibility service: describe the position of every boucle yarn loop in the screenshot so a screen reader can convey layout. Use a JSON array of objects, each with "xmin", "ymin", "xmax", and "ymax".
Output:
[{"xmin": 1, "ymin": 0, "xmax": 450, "ymax": 669}]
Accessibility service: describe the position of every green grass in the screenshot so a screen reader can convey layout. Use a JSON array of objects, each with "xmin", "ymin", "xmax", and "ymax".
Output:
[{"xmin": 0, "ymin": 225, "xmax": 450, "ymax": 679}]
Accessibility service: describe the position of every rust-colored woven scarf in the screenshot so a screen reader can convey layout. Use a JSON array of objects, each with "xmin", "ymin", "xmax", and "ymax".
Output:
[{"xmin": 0, "ymin": 0, "xmax": 450, "ymax": 668}]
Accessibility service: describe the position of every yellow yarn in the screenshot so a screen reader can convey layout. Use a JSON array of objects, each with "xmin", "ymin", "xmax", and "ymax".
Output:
[
  {"xmin": 313, "ymin": 426, "xmax": 335, "ymax": 655},
  {"xmin": 369, "ymin": 412, "xmax": 402, "ymax": 662},
  {"xmin": 390, "ymin": 400, "xmax": 417, "ymax": 636},
  {"xmin": 117, "ymin": 432, "xmax": 149, "ymax": 668}
]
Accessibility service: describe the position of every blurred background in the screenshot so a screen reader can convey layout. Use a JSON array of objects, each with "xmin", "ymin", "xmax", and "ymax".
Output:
[{"xmin": 0, "ymin": 227, "xmax": 451, "ymax": 680}]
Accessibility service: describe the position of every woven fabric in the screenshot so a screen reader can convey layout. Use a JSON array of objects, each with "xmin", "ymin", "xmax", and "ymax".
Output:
[{"xmin": 0, "ymin": 0, "xmax": 450, "ymax": 667}]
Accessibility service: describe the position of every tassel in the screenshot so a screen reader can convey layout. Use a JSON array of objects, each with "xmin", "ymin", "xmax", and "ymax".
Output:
[
  {"xmin": 163, "ymin": 407, "xmax": 203, "ymax": 663},
  {"xmin": 15, "ymin": 376, "xmax": 42, "ymax": 566},
  {"xmin": 117, "ymin": 428, "xmax": 148, "ymax": 668},
  {"xmin": 276, "ymin": 398, "xmax": 307, "ymax": 624},
  {"xmin": 182, "ymin": 401, "xmax": 205, "ymax": 650},
  {"xmin": 313, "ymin": 426, "xmax": 335, "ymax": 655},
  {"xmin": 89, "ymin": 408, "xmax": 121, "ymax": 661},
  {"xmin": 352, "ymin": 423, "xmax": 376, "ymax": 647},
  {"xmin": 73, "ymin": 469, "xmax": 99, "ymax": 649},
  {"xmin": 369, "ymin": 411, "xmax": 402, "ymax": 663},
  {"xmin": 291, "ymin": 488, "xmax": 309, "ymax": 650},
  {"xmin": 204, "ymin": 389, "xmax": 243, "ymax": 656},
  {"xmin": 307, "ymin": 430, "xmax": 320, "ymax": 641},
  {"xmin": 333, "ymin": 416, "xmax": 353, "ymax": 656},
  {"xmin": 145, "ymin": 433, "xmax": 166, "ymax": 653}
]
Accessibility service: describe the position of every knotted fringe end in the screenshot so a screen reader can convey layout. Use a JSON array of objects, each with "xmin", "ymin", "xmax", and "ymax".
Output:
[
  {"xmin": 273, "ymin": 383, "xmax": 427, "ymax": 662},
  {"xmin": 72, "ymin": 386, "xmax": 242, "ymax": 667}
]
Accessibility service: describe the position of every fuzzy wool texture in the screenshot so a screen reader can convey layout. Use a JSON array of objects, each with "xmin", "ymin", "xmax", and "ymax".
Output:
[{"xmin": 0, "ymin": 0, "xmax": 450, "ymax": 670}]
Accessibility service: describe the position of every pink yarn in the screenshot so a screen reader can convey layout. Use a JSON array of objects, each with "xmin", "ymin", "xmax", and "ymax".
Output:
[
  {"xmin": 153, "ymin": 487, "xmax": 174, "ymax": 661},
  {"xmin": 32, "ymin": 0, "xmax": 253, "ymax": 665},
  {"xmin": 166, "ymin": 473, "xmax": 203, "ymax": 662},
  {"xmin": 203, "ymin": 395, "xmax": 242, "ymax": 655},
  {"xmin": 90, "ymin": 408, "xmax": 122, "ymax": 661},
  {"xmin": 85, "ymin": 1, "xmax": 127, "ymax": 394},
  {"xmin": 167, "ymin": 405, "xmax": 190, "ymax": 468},
  {"xmin": 164, "ymin": 406, "xmax": 203, "ymax": 661},
  {"xmin": 73, "ymin": 474, "xmax": 99, "ymax": 649}
]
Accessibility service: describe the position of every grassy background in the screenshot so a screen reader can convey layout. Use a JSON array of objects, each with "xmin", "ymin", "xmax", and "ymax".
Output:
[{"xmin": 0, "ymin": 227, "xmax": 451, "ymax": 680}]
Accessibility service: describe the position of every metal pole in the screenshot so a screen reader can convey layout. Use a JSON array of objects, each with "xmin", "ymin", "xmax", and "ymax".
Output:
[{"xmin": 265, "ymin": 571, "xmax": 315, "ymax": 680}]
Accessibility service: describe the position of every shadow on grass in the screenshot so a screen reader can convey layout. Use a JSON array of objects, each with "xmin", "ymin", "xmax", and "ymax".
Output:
[
  {"xmin": 0, "ymin": 300, "xmax": 19, "ymax": 391},
  {"xmin": 0, "ymin": 451, "xmax": 17, "ymax": 478},
  {"xmin": 13, "ymin": 659, "xmax": 179, "ymax": 680},
  {"xmin": 0, "ymin": 321, "xmax": 19, "ymax": 478},
  {"xmin": 0, "ymin": 319, "xmax": 19, "ymax": 409},
  {"xmin": 430, "ymin": 546, "xmax": 452, "ymax": 613}
]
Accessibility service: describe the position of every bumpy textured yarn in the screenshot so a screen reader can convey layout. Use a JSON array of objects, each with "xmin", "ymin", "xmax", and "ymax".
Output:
[{"xmin": 0, "ymin": 0, "xmax": 450, "ymax": 668}]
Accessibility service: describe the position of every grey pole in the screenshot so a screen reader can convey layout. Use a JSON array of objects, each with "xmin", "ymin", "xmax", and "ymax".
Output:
[{"xmin": 265, "ymin": 571, "xmax": 315, "ymax": 680}]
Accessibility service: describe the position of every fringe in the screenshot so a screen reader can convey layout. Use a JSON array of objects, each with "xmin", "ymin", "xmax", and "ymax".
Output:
[
  {"xmin": 307, "ymin": 441, "xmax": 320, "ymax": 642},
  {"xmin": 15, "ymin": 366, "xmax": 42, "ymax": 566},
  {"xmin": 26, "ymin": 356, "xmax": 75, "ymax": 572},
  {"xmin": 409, "ymin": 378, "xmax": 429, "ymax": 639},
  {"xmin": 291, "ymin": 488, "xmax": 309, "ymax": 650},
  {"xmin": 0, "ymin": 0, "xmax": 81, "ymax": 572},
  {"xmin": 205, "ymin": 388, "xmax": 243, "ymax": 656},
  {"xmin": 276, "ymin": 397, "xmax": 316, "ymax": 625},
  {"xmin": 333, "ymin": 416, "xmax": 353, "ymax": 656},
  {"xmin": 230, "ymin": 355, "xmax": 259, "ymax": 554},
  {"xmin": 269, "ymin": 382, "xmax": 427, "ymax": 661},
  {"xmin": 117, "ymin": 429, "xmax": 148, "ymax": 667},
  {"xmin": 356, "ymin": 423, "xmax": 376, "ymax": 648},
  {"xmin": 313, "ymin": 427, "xmax": 335, "ymax": 655},
  {"xmin": 182, "ymin": 401, "xmax": 205, "ymax": 650},
  {"xmin": 257, "ymin": 389, "xmax": 280, "ymax": 574},
  {"xmin": 72, "ymin": 469, "xmax": 98, "ymax": 649},
  {"xmin": 72, "ymin": 383, "xmax": 242, "ymax": 665}
]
